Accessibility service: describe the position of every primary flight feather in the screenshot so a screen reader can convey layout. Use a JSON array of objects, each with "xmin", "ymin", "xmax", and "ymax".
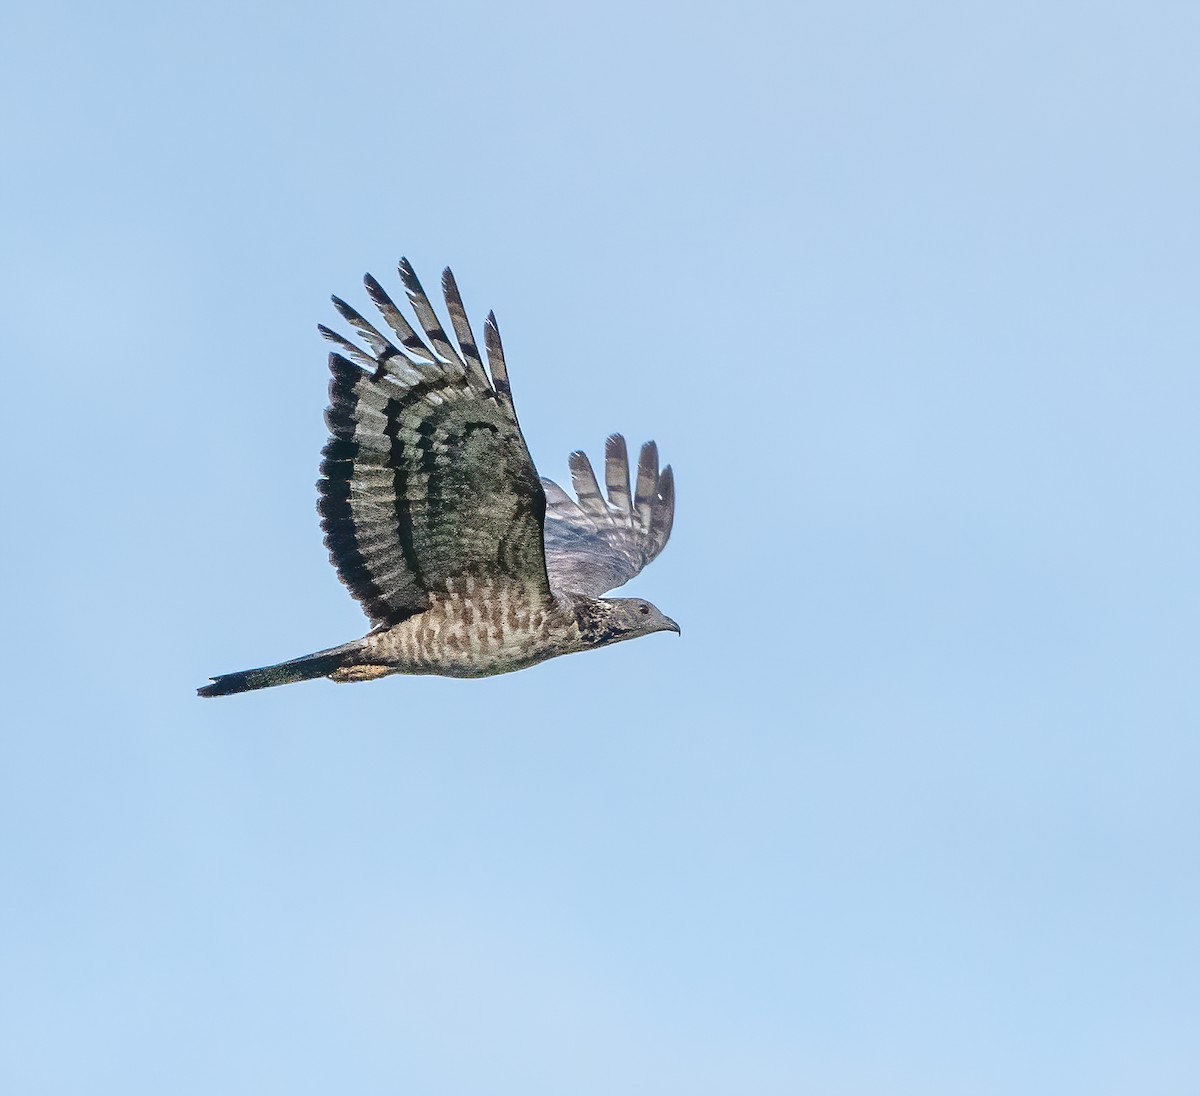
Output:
[{"xmin": 198, "ymin": 259, "xmax": 677, "ymax": 697}]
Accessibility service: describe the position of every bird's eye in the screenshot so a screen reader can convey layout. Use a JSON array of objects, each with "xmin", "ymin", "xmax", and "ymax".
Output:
[{"xmin": 639, "ymin": 604, "xmax": 650, "ymax": 614}]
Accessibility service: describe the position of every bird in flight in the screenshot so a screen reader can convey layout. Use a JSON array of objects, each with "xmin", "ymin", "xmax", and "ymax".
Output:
[{"xmin": 199, "ymin": 259, "xmax": 678, "ymax": 697}]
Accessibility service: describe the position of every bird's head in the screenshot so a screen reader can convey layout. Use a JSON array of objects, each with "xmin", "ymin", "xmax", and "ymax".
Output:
[{"xmin": 575, "ymin": 596, "xmax": 681, "ymax": 647}]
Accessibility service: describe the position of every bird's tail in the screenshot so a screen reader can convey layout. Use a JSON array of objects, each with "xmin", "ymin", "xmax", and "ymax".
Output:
[{"xmin": 197, "ymin": 639, "xmax": 365, "ymax": 698}]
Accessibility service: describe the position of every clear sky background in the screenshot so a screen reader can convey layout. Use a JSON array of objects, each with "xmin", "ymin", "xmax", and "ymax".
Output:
[{"xmin": 3, "ymin": 1, "xmax": 1197, "ymax": 1093}]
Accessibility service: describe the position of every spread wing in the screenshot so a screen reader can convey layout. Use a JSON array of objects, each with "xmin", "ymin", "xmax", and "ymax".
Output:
[
  {"xmin": 317, "ymin": 259, "xmax": 552, "ymax": 627},
  {"xmin": 541, "ymin": 434, "xmax": 675, "ymax": 597}
]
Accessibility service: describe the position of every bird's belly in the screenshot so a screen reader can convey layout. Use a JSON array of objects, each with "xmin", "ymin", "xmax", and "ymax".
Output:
[{"xmin": 364, "ymin": 583, "xmax": 576, "ymax": 678}]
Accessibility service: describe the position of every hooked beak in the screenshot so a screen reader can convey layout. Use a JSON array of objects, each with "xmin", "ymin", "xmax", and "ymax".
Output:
[{"xmin": 664, "ymin": 616, "xmax": 681, "ymax": 635}]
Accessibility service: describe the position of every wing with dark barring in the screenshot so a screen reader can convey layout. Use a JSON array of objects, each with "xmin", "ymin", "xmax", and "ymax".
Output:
[
  {"xmin": 317, "ymin": 260, "xmax": 552, "ymax": 627},
  {"xmin": 541, "ymin": 435, "xmax": 674, "ymax": 597}
]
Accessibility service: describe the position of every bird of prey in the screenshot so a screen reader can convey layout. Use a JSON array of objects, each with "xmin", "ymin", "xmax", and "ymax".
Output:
[{"xmin": 199, "ymin": 259, "xmax": 678, "ymax": 697}]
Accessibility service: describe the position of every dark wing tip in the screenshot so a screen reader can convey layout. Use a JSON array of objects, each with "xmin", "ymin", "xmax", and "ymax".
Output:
[
  {"xmin": 634, "ymin": 440, "xmax": 660, "ymax": 522},
  {"xmin": 651, "ymin": 464, "xmax": 675, "ymax": 549},
  {"xmin": 658, "ymin": 463, "xmax": 675, "ymax": 500},
  {"xmin": 329, "ymin": 295, "xmax": 365, "ymax": 325},
  {"xmin": 397, "ymin": 257, "xmax": 420, "ymax": 289},
  {"xmin": 327, "ymin": 351, "xmax": 362, "ymax": 381},
  {"xmin": 361, "ymin": 273, "xmax": 390, "ymax": 312},
  {"xmin": 603, "ymin": 434, "xmax": 632, "ymax": 511},
  {"xmin": 440, "ymin": 267, "xmax": 460, "ymax": 306},
  {"xmin": 569, "ymin": 449, "xmax": 607, "ymax": 516}
]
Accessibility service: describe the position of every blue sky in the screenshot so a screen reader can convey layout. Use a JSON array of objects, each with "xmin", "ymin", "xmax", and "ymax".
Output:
[{"xmin": 3, "ymin": 1, "xmax": 1198, "ymax": 1092}]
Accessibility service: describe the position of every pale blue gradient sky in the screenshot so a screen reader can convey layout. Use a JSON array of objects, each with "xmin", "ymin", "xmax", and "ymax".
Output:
[{"xmin": 3, "ymin": 2, "xmax": 1198, "ymax": 1093}]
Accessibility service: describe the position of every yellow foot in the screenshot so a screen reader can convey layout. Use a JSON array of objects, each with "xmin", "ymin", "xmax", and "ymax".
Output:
[{"xmin": 329, "ymin": 664, "xmax": 394, "ymax": 683}]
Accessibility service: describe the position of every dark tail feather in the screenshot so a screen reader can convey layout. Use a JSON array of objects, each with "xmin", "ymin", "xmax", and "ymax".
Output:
[{"xmin": 198, "ymin": 640, "xmax": 363, "ymax": 698}]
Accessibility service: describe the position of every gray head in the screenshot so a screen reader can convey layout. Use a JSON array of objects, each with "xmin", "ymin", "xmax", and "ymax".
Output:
[{"xmin": 574, "ymin": 595, "xmax": 681, "ymax": 648}]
